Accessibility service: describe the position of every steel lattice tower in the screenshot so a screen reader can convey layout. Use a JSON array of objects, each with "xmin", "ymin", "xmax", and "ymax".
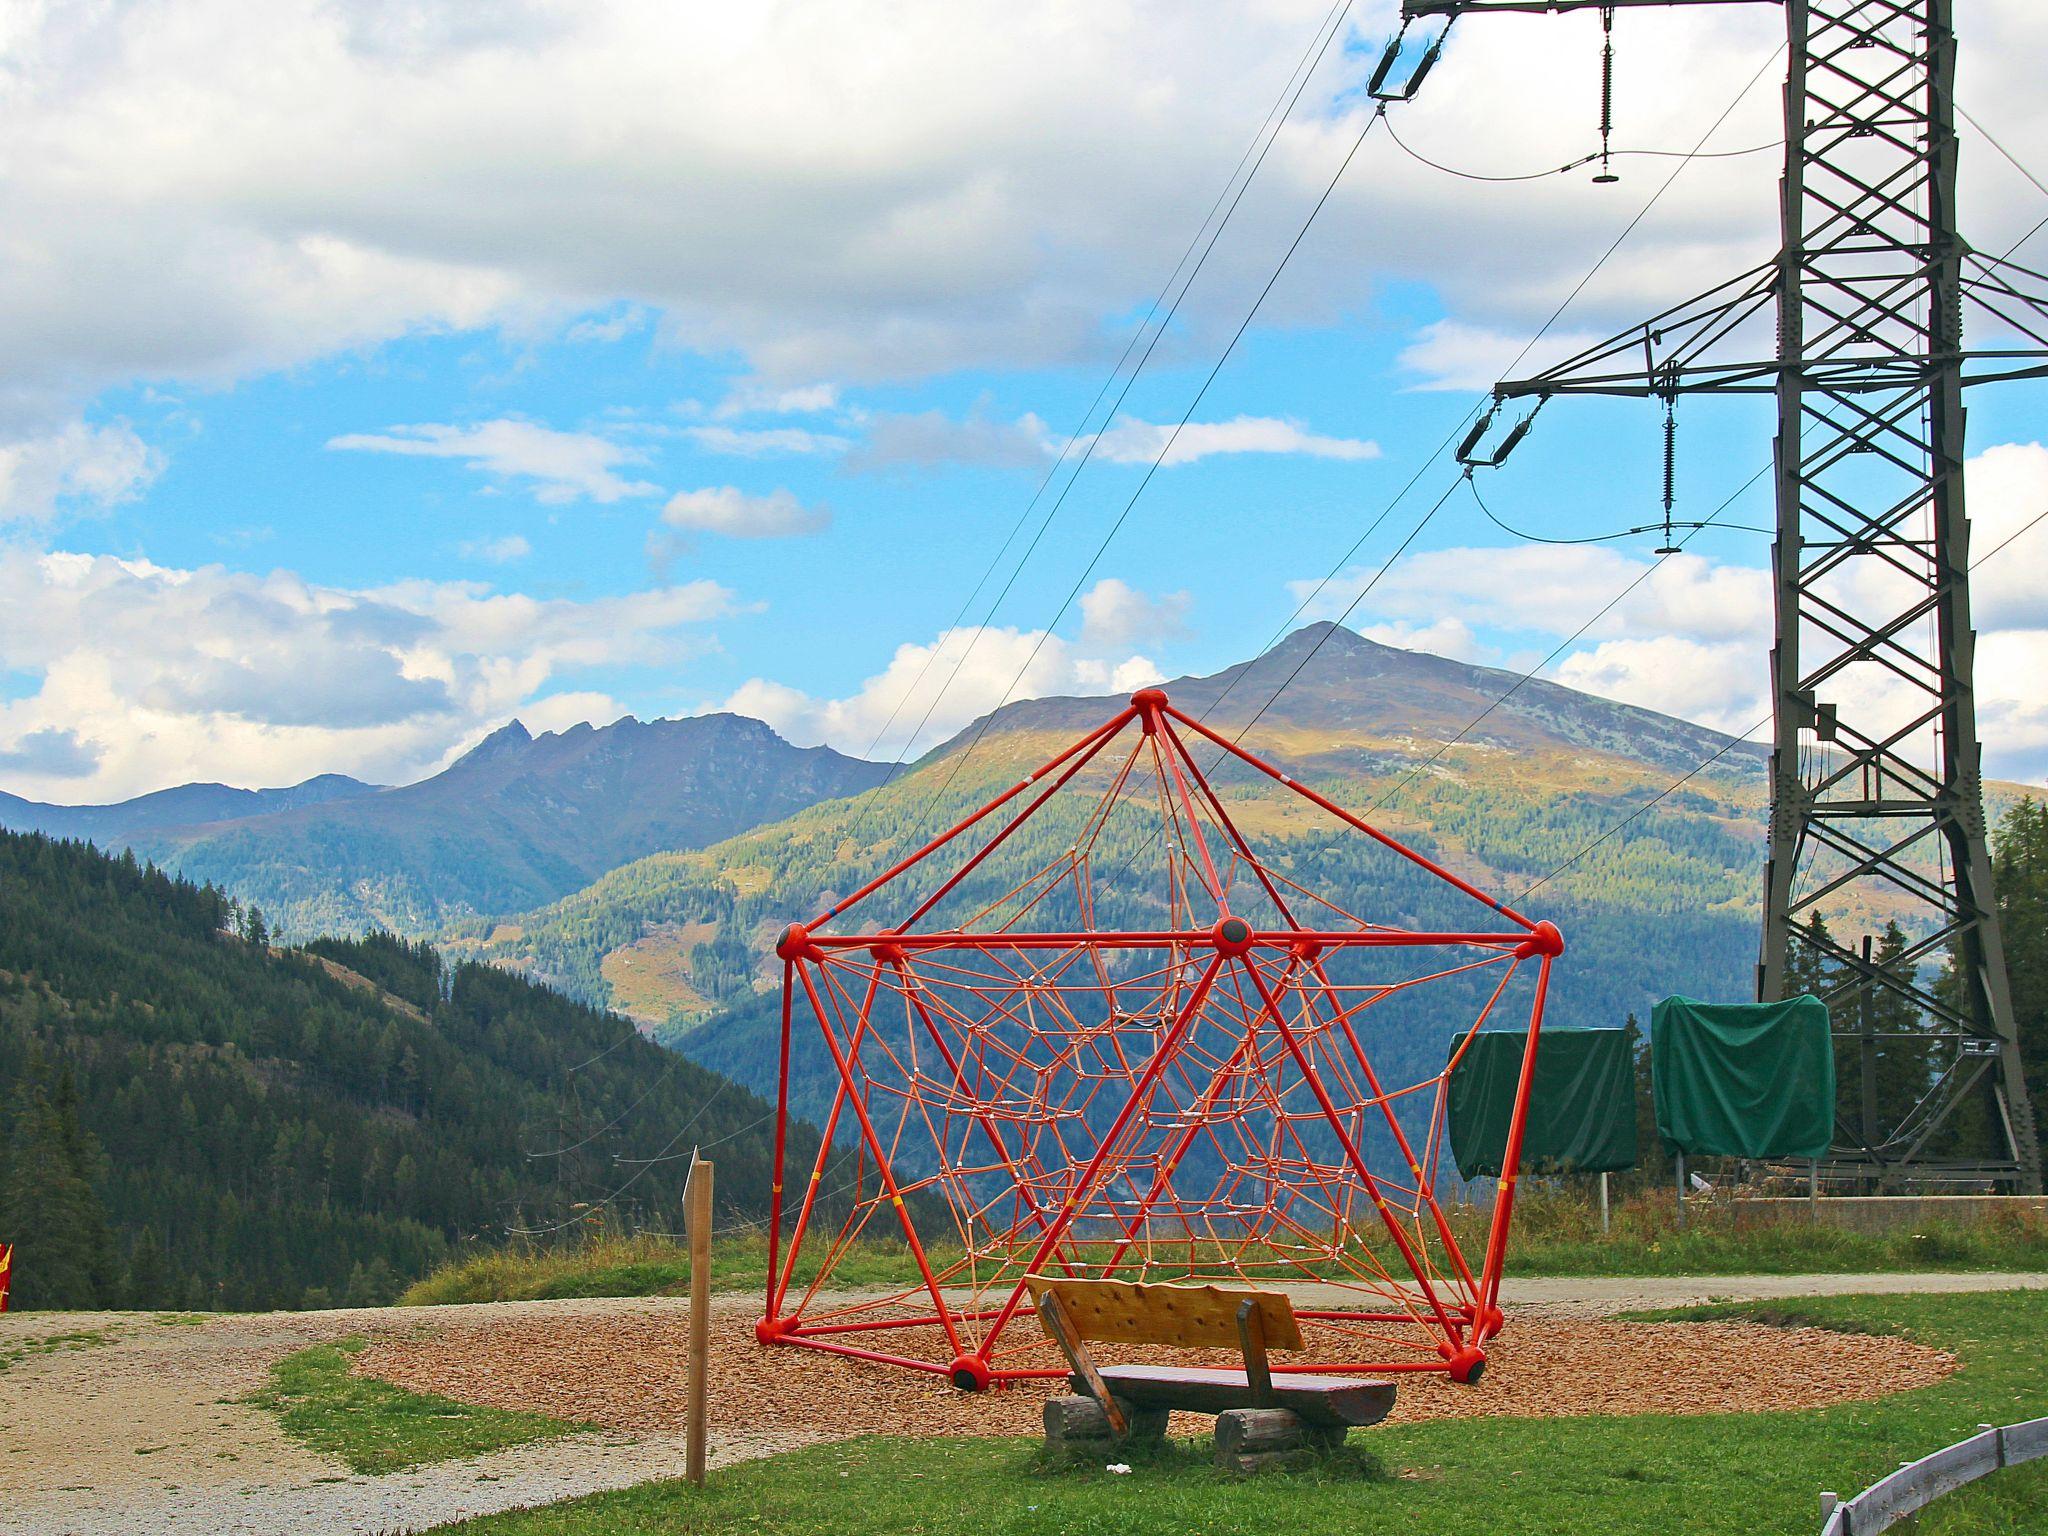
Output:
[{"xmin": 1388, "ymin": 0, "xmax": 2047, "ymax": 1189}]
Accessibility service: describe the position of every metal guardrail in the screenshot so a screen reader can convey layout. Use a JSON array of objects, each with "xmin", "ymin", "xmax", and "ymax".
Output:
[{"xmin": 1819, "ymin": 1416, "xmax": 2048, "ymax": 1535}]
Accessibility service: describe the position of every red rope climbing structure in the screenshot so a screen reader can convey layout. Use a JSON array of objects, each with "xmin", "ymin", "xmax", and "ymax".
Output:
[{"xmin": 756, "ymin": 687, "xmax": 1562, "ymax": 1389}]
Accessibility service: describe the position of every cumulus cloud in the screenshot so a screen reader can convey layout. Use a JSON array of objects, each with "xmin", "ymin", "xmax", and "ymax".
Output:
[
  {"xmin": 847, "ymin": 410, "xmax": 1054, "ymax": 472},
  {"xmin": 1396, "ymin": 318, "xmax": 1605, "ymax": 392},
  {"xmin": 1355, "ymin": 617, "xmax": 1489, "ymax": 663},
  {"xmin": 0, "ymin": 421, "xmax": 163, "ymax": 521},
  {"xmin": 329, "ymin": 419, "xmax": 659, "ymax": 503},
  {"xmin": 711, "ymin": 382, "xmax": 841, "ymax": 419},
  {"xmin": 1291, "ymin": 442, "xmax": 2048, "ymax": 780},
  {"xmin": 458, "ymin": 533, "xmax": 532, "ymax": 563},
  {"xmin": 23, "ymin": 0, "xmax": 2035, "ymax": 410},
  {"xmin": 1078, "ymin": 578, "xmax": 1192, "ymax": 649},
  {"xmin": 0, "ymin": 727, "xmax": 104, "ymax": 779},
  {"xmin": 661, "ymin": 486, "xmax": 830, "ymax": 538},
  {"xmin": 720, "ymin": 579, "xmax": 1175, "ymax": 756},
  {"xmin": 1088, "ymin": 415, "xmax": 1379, "ymax": 467},
  {"xmin": 681, "ymin": 425, "xmax": 851, "ymax": 457},
  {"xmin": 0, "ymin": 549, "xmax": 734, "ymax": 801}
]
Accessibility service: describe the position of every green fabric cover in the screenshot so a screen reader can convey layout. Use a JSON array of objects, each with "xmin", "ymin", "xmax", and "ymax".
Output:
[
  {"xmin": 1651, "ymin": 994, "xmax": 1835, "ymax": 1159},
  {"xmin": 1447, "ymin": 1027, "xmax": 1638, "ymax": 1179}
]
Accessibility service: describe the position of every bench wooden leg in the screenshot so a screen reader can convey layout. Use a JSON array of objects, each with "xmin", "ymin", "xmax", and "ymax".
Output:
[
  {"xmin": 1213, "ymin": 1408, "xmax": 1345, "ymax": 1473},
  {"xmin": 1043, "ymin": 1394, "xmax": 1168, "ymax": 1453}
]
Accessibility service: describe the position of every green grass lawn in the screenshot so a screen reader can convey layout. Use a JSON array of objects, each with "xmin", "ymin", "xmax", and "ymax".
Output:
[
  {"xmin": 424, "ymin": 1289, "xmax": 2046, "ymax": 1535},
  {"xmin": 399, "ymin": 1192, "xmax": 2048, "ymax": 1308},
  {"xmin": 243, "ymin": 1337, "xmax": 590, "ymax": 1474}
]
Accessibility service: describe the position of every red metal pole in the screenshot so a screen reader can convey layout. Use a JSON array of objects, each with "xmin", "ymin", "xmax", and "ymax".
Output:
[
  {"xmin": 897, "ymin": 715, "xmax": 1127, "ymax": 932},
  {"xmin": 1163, "ymin": 704, "xmax": 1539, "ymax": 931},
  {"xmin": 807, "ymin": 707, "xmax": 1136, "ymax": 930},
  {"xmin": 974, "ymin": 952, "xmax": 1229, "ymax": 1355},
  {"xmin": 771, "ymin": 962, "xmax": 888, "ymax": 1319},
  {"xmin": 762, "ymin": 964, "xmax": 794, "ymax": 1326},
  {"xmin": 1235, "ymin": 955, "xmax": 1465, "ymax": 1348},
  {"xmin": 1478, "ymin": 952, "xmax": 1556, "ymax": 1334},
  {"xmin": 795, "ymin": 961, "xmax": 968, "ymax": 1357}
]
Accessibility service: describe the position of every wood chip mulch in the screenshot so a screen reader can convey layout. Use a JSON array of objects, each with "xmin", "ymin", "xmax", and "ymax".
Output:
[{"xmin": 354, "ymin": 1306, "xmax": 1955, "ymax": 1442}]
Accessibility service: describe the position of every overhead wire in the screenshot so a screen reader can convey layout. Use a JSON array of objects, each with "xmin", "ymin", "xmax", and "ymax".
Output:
[
  {"xmin": 1466, "ymin": 471, "xmax": 1772, "ymax": 544},
  {"xmin": 1514, "ymin": 499, "xmax": 2048, "ymax": 902},
  {"xmin": 900, "ymin": 106, "xmax": 1395, "ymax": 842},
  {"xmin": 1081, "ymin": 38, "xmax": 1790, "ymax": 903},
  {"xmin": 1177, "ymin": 36, "xmax": 1790, "ymax": 760},
  {"xmin": 1382, "ymin": 109, "xmax": 1777, "ymax": 183},
  {"xmin": 827, "ymin": 0, "xmax": 1362, "ymax": 854}
]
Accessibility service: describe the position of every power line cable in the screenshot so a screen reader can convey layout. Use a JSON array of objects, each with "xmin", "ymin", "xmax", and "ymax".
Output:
[
  {"xmin": 1179, "ymin": 38, "xmax": 1789, "ymax": 753},
  {"xmin": 1514, "ymin": 500, "xmax": 2048, "ymax": 901},
  {"xmin": 1467, "ymin": 470, "xmax": 1772, "ymax": 543},
  {"xmin": 828, "ymin": 0, "xmax": 1361, "ymax": 852},
  {"xmin": 1382, "ymin": 110, "xmax": 1776, "ymax": 183},
  {"xmin": 900, "ymin": 107, "xmax": 1395, "ymax": 840}
]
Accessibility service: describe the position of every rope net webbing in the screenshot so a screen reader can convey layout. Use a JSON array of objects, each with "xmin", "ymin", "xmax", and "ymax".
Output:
[{"xmin": 760, "ymin": 691, "xmax": 1557, "ymax": 1386}]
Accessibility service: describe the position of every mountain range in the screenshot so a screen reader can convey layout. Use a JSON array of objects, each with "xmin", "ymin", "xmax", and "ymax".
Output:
[
  {"xmin": 0, "ymin": 713, "xmax": 891, "ymax": 935},
  {"xmin": 8, "ymin": 622, "xmax": 2029, "ymax": 1053}
]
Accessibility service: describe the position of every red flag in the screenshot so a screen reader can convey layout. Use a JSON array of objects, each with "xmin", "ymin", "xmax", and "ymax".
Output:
[{"xmin": 0, "ymin": 1243, "xmax": 12, "ymax": 1313}]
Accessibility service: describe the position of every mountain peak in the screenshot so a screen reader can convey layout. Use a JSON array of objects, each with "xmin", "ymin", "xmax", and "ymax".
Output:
[{"xmin": 455, "ymin": 719, "xmax": 534, "ymax": 767}]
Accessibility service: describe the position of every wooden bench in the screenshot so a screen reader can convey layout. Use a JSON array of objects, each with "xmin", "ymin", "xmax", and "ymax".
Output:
[{"xmin": 1027, "ymin": 1277, "xmax": 1395, "ymax": 1473}]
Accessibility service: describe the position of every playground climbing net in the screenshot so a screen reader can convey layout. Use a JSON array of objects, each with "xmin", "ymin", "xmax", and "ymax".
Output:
[{"xmin": 756, "ymin": 688, "xmax": 1562, "ymax": 1389}]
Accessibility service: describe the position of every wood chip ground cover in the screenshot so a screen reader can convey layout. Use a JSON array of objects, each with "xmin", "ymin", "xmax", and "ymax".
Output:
[{"xmin": 354, "ymin": 1307, "xmax": 1955, "ymax": 1444}]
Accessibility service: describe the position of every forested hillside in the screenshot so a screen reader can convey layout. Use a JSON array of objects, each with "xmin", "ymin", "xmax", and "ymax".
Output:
[{"xmin": 0, "ymin": 830, "xmax": 825, "ymax": 1312}]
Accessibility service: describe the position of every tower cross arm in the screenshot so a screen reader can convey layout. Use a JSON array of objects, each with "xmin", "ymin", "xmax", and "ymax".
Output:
[{"xmin": 1402, "ymin": 1, "xmax": 1778, "ymax": 14}]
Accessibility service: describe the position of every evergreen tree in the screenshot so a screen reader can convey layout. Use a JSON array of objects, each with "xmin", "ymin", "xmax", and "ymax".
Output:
[
  {"xmin": 0, "ymin": 1055, "xmax": 116, "ymax": 1308},
  {"xmin": 1624, "ymin": 1012, "xmax": 1668, "ymax": 1185},
  {"xmin": 1992, "ymin": 798, "xmax": 2048, "ymax": 1161},
  {"xmin": 124, "ymin": 1227, "xmax": 171, "ymax": 1309}
]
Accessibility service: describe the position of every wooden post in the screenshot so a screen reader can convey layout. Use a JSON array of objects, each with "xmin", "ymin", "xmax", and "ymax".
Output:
[
  {"xmin": 1235, "ymin": 1297, "xmax": 1273, "ymax": 1407},
  {"xmin": 1599, "ymin": 1171, "xmax": 1610, "ymax": 1235},
  {"xmin": 685, "ymin": 1154, "xmax": 714, "ymax": 1488}
]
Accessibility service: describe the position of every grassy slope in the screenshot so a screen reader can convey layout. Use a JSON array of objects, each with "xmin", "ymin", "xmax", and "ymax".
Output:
[
  {"xmin": 426, "ymin": 1290, "xmax": 2045, "ymax": 1535},
  {"xmin": 244, "ymin": 1337, "xmax": 586, "ymax": 1475},
  {"xmin": 400, "ymin": 1194, "xmax": 2048, "ymax": 1306}
]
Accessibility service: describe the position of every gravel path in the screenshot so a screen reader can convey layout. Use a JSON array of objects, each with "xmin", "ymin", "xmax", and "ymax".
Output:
[{"xmin": 1, "ymin": 1271, "xmax": 2039, "ymax": 1536}]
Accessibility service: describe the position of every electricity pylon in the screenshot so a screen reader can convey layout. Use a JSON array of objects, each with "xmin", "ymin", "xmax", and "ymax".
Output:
[{"xmin": 1386, "ymin": 0, "xmax": 2048, "ymax": 1189}]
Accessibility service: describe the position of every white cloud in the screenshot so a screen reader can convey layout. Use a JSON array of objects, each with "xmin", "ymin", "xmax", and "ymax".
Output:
[
  {"xmin": 1355, "ymin": 617, "xmax": 1489, "ymax": 663},
  {"xmin": 1287, "ymin": 442, "xmax": 2048, "ymax": 782},
  {"xmin": 1089, "ymin": 415, "xmax": 1380, "ymax": 467},
  {"xmin": 564, "ymin": 308, "xmax": 647, "ymax": 344},
  {"xmin": 847, "ymin": 410, "xmax": 1053, "ymax": 472},
  {"xmin": 0, "ymin": 548, "xmax": 734, "ymax": 801},
  {"xmin": 19, "ymin": 0, "xmax": 2038, "ymax": 407},
  {"xmin": 0, "ymin": 421, "xmax": 163, "ymax": 521},
  {"xmin": 1078, "ymin": 578, "xmax": 1192, "ymax": 649},
  {"xmin": 458, "ymin": 533, "xmax": 532, "ymax": 563},
  {"xmin": 662, "ymin": 486, "xmax": 829, "ymax": 538},
  {"xmin": 681, "ymin": 425, "xmax": 852, "ymax": 457},
  {"xmin": 711, "ymin": 382, "xmax": 841, "ymax": 419},
  {"xmin": 1553, "ymin": 636, "xmax": 1768, "ymax": 738},
  {"xmin": 1395, "ymin": 318, "xmax": 1605, "ymax": 393},
  {"xmin": 721, "ymin": 616, "xmax": 1166, "ymax": 757},
  {"xmin": 0, "ymin": 726, "xmax": 104, "ymax": 779},
  {"xmin": 329, "ymin": 419, "xmax": 659, "ymax": 504}
]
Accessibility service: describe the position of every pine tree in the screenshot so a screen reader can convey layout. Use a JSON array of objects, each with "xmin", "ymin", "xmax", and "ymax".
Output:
[
  {"xmin": 0, "ymin": 1055, "xmax": 116, "ymax": 1308},
  {"xmin": 124, "ymin": 1227, "xmax": 171, "ymax": 1309},
  {"xmin": 1992, "ymin": 798, "xmax": 2048, "ymax": 1162}
]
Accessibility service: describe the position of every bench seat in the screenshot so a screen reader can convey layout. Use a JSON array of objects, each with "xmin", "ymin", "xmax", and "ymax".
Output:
[{"xmin": 1079, "ymin": 1364, "xmax": 1396, "ymax": 1427}]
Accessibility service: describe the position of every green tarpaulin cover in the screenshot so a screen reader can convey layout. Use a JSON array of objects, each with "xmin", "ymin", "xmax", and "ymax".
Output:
[
  {"xmin": 1651, "ymin": 994, "xmax": 1835, "ymax": 1160},
  {"xmin": 1447, "ymin": 1028, "xmax": 1637, "ymax": 1179}
]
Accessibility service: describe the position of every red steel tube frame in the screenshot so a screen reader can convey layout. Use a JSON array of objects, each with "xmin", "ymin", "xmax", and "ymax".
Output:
[{"xmin": 757, "ymin": 688, "xmax": 1560, "ymax": 1385}]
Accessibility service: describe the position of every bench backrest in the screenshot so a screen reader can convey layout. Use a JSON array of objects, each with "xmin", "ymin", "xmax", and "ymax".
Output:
[{"xmin": 1025, "ymin": 1278, "xmax": 1303, "ymax": 1352}]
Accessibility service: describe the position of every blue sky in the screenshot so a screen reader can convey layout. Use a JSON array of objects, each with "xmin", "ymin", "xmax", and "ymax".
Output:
[{"xmin": 2, "ymin": 0, "xmax": 2046, "ymax": 800}]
